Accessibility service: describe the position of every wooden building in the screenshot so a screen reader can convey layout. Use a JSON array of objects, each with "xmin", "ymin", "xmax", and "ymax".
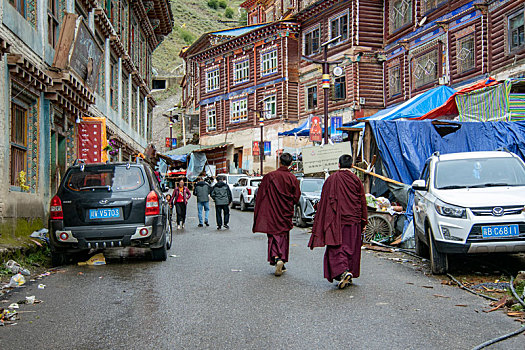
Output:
[
  {"xmin": 181, "ymin": 21, "xmax": 300, "ymax": 174},
  {"xmin": 0, "ymin": 0, "xmax": 172, "ymax": 230}
]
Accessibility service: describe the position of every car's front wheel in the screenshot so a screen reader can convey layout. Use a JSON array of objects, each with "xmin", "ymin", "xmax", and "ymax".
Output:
[
  {"xmin": 428, "ymin": 227, "xmax": 448, "ymax": 274},
  {"xmin": 51, "ymin": 251, "xmax": 68, "ymax": 267}
]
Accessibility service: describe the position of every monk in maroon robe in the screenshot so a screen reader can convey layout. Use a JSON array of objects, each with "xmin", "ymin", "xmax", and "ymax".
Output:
[
  {"xmin": 308, "ymin": 154, "xmax": 367, "ymax": 289},
  {"xmin": 253, "ymin": 153, "xmax": 300, "ymax": 276}
]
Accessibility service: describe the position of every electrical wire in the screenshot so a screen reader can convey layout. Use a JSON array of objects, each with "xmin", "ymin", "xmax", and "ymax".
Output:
[
  {"xmin": 509, "ymin": 275, "xmax": 525, "ymax": 308},
  {"xmin": 471, "ymin": 326, "xmax": 525, "ymax": 350},
  {"xmin": 446, "ymin": 273, "xmax": 499, "ymax": 302}
]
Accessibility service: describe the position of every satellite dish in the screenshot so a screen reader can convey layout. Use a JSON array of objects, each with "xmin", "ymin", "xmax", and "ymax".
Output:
[{"xmin": 333, "ymin": 66, "xmax": 343, "ymax": 77}]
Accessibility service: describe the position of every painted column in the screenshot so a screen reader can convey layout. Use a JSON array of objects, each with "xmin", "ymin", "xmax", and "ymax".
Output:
[
  {"xmin": 105, "ymin": 38, "xmax": 111, "ymax": 115},
  {"xmin": 143, "ymin": 95, "xmax": 148, "ymax": 140},
  {"xmin": 118, "ymin": 58, "xmax": 123, "ymax": 120}
]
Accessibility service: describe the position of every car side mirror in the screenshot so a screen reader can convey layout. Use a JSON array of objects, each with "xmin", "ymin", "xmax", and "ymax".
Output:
[
  {"xmin": 412, "ymin": 179, "xmax": 427, "ymax": 191},
  {"xmin": 233, "ymin": 183, "xmax": 239, "ymax": 187}
]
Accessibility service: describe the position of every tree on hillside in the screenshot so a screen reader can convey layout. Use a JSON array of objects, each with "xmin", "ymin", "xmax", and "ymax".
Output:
[{"xmin": 225, "ymin": 7, "xmax": 234, "ymax": 18}]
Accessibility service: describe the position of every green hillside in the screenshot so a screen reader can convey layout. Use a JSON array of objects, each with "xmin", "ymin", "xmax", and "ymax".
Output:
[{"xmin": 153, "ymin": 0, "xmax": 247, "ymax": 75}]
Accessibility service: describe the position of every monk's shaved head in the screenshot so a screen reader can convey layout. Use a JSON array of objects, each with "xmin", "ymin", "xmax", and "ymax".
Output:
[
  {"xmin": 280, "ymin": 153, "xmax": 293, "ymax": 166},
  {"xmin": 339, "ymin": 154, "xmax": 353, "ymax": 168}
]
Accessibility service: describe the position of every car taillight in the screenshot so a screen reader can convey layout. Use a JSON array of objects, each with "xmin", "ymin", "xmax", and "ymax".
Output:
[
  {"xmin": 247, "ymin": 188, "xmax": 252, "ymax": 195},
  {"xmin": 146, "ymin": 191, "xmax": 159, "ymax": 216},
  {"xmin": 50, "ymin": 195, "xmax": 63, "ymax": 220}
]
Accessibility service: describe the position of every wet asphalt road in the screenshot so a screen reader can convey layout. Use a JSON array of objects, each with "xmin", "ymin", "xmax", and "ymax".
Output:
[{"xmin": 1, "ymin": 197, "xmax": 524, "ymax": 349}]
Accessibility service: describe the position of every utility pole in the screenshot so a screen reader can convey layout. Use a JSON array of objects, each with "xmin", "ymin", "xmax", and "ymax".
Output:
[
  {"xmin": 249, "ymin": 106, "xmax": 271, "ymax": 175},
  {"xmin": 182, "ymin": 113, "xmax": 186, "ymax": 147},
  {"xmin": 169, "ymin": 110, "xmax": 173, "ymax": 150},
  {"xmin": 302, "ymin": 35, "xmax": 342, "ymax": 144}
]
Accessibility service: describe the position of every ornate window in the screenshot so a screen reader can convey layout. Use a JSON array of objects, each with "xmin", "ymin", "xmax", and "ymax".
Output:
[
  {"xmin": 421, "ymin": 0, "xmax": 445, "ymax": 14},
  {"xmin": 110, "ymin": 58, "xmax": 118, "ymax": 108},
  {"xmin": 304, "ymin": 27, "xmax": 320, "ymax": 56},
  {"xmin": 329, "ymin": 12, "xmax": 349, "ymax": 45},
  {"xmin": 10, "ymin": 102, "xmax": 27, "ymax": 186},
  {"xmin": 509, "ymin": 11, "xmax": 525, "ymax": 52},
  {"xmin": 390, "ymin": 0, "xmax": 412, "ymax": 33},
  {"xmin": 261, "ymin": 50, "xmax": 278, "ymax": 76},
  {"xmin": 233, "ymin": 60, "xmax": 250, "ymax": 85},
  {"xmin": 206, "ymin": 107, "xmax": 216, "ymax": 131},
  {"xmin": 263, "ymin": 95, "xmax": 277, "ymax": 119},
  {"xmin": 230, "ymin": 98, "xmax": 248, "ymax": 123},
  {"xmin": 306, "ymin": 86, "xmax": 317, "ymax": 110},
  {"xmin": 206, "ymin": 69, "xmax": 220, "ymax": 93},
  {"xmin": 388, "ymin": 66, "xmax": 402, "ymax": 97},
  {"xmin": 412, "ymin": 49, "xmax": 439, "ymax": 89},
  {"xmin": 333, "ymin": 77, "xmax": 346, "ymax": 100},
  {"xmin": 457, "ymin": 34, "xmax": 475, "ymax": 74}
]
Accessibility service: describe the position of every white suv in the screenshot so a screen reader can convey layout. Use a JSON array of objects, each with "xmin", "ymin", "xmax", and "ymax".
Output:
[
  {"xmin": 231, "ymin": 177, "xmax": 262, "ymax": 211},
  {"xmin": 412, "ymin": 151, "xmax": 525, "ymax": 274}
]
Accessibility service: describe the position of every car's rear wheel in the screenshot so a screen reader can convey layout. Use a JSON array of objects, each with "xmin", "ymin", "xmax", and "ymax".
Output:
[
  {"xmin": 428, "ymin": 227, "xmax": 448, "ymax": 274},
  {"xmin": 240, "ymin": 197, "xmax": 247, "ymax": 211},
  {"xmin": 51, "ymin": 251, "xmax": 68, "ymax": 267},
  {"xmin": 295, "ymin": 205, "xmax": 306, "ymax": 227}
]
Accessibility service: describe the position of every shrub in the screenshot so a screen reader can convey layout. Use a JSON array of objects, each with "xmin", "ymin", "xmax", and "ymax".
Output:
[
  {"xmin": 238, "ymin": 9, "xmax": 247, "ymax": 25},
  {"xmin": 218, "ymin": 0, "xmax": 227, "ymax": 9},
  {"xmin": 207, "ymin": 0, "xmax": 218, "ymax": 10},
  {"xmin": 225, "ymin": 7, "xmax": 234, "ymax": 19},
  {"xmin": 178, "ymin": 27, "xmax": 195, "ymax": 45}
]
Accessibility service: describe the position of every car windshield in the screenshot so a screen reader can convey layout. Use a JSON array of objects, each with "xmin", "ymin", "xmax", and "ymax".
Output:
[
  {"xmin": 301, "ymin": 179, "xmax": 324, "ymax": 193},
  {"xmin": 65, "ymin": 166, "xmax": 145, "ymax": 192},
  {"xmin": 250, "ymin": 180, "xmax": 261, "ymax": 187},
  {"xmin": 227, "ymin": 175, "xmax": 244, "ymax": 184},
  {"xmin": 434, "ymin": 157, "xmax": 525, "ymax": 189}
]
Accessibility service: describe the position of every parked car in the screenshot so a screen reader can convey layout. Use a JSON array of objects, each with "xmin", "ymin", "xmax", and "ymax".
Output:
[
  {"xmin": 221, "ymin": 174, "xmax": 246, "ymax": 193},
  {"xmin": 294, "ymin": 177, "xmax": 325, "ymax": 227},
  {"xmin": 48, "ymin": 160, "xmax": 172, "ymax": 266},
  {"xmin": 412, "ymin": 151, "xmax": 525, "ymax": 274},
  {"xmin": 231, "ymin": 176, "xmax": 262, "ymax": 211}
]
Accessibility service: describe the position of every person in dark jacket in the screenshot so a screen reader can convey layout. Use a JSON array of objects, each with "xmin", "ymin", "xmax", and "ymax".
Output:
[
  {"xmin": 210, "ymin": 176, "xmax": 233, "ymax": 230},
  {"xmin": 193, "ymin": 177, "xmax": 212, "ymax": 227}
]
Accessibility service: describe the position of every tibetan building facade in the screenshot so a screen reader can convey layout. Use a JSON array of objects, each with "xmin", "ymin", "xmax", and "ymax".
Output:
[
  {"xmin": 0, "ymin": 0, "xmax": 172, "ymax": 229},
  {"xmin": 181, "ymin": 21, "xmax": 300, "ymax": 174}
]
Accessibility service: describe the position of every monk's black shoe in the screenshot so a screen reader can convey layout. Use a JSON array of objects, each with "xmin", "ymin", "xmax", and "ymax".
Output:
[
  {"xmin": 198, "ymin": 224, "xmax": 203, "ymax": 227},
  {"xmin": 337, "ymin": 271, "xmax": 353, "ymax": 289},
  {"xmin": 205, "ymin": 221, "xmax": 209, "ymax": 226}
]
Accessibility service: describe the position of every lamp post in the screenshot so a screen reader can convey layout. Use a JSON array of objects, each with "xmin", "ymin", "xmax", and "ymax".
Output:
[
  {"xmin": 302, "ymin": 35, "xmax": 342, "ymax": 144},
  {"xmin": 169, "ymin": 120, "xmax": 173, "ymax": 150},
  {"xmin": 249, "ymin": 106, "xmax": 271, "ymax": 175}
]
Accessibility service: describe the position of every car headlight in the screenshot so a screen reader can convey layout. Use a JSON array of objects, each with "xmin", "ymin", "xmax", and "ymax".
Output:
[{"xmin": 434, "ymin": 200, "xmax": 466, "ymax": 219}]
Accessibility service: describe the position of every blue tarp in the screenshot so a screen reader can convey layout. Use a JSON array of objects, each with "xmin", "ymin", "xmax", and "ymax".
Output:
[
  {"xmin": 369, "ymin": 120, "xmax": 525, "ymax": 185},
  {"xmin": 166, "ymin": 154, "xmax": 187, "ymax": 162}
]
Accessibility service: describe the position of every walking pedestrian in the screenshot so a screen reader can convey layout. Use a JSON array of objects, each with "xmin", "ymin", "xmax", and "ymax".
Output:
[
  {"xmin": 171, "ymin": 179, "xmax": 191, "ymax": 230},
  {"xmin": 193, "ymin": 177, "xmax": 212, "ymax": 227},
  {"xmin": 253, "ymin": 153, "xmax": 300, "ymax": 276},
  {"xmin": 308, "ymin": 154, "xmax": 368, "ymax": 289},
  {"xmin": 210, "ymin": 176, "xmax": 232, "ymax": 230}
]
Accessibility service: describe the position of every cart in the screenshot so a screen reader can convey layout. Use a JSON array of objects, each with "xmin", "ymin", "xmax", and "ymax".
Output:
[{"xmin": 363, "ymin": 208, "xmax": 404, "ymax": 243}]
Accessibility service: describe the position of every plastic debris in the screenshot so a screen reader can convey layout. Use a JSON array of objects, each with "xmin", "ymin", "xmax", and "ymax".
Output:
[
  {"xmin": 25, "ymin": 296, "xmax": 35, "ymax": 305},
  {"xmin": 6, "ymin": 274, "xmax": 26, "ymax": 288},
  {"xmin": 231, "ymin": 269, "xmax": 242, "ymax": 272},
  {"xmin": 8, "ymin": 303, "xmax": 19, "ymax": 309},
  {"xmin": 0, "ymin": 309, "xmax": 18, "ymax": 326},
  {"xmin": 169, "ymin": 255, "xmax": 179, "ymax": 258},
  {"xmin": 78, "ymin": 253, "xmax": 106, "ymax": 266},
  {"xmin": 30, "ymin": 228, "xmax": 49, "ymax": 243},
  {"xmin": 5, "ymin": 260, "xmax": 30, "ymax": 276},
  {"xmin": 38, "ymin": 284, "xmax": 45, "ymax": 289}
]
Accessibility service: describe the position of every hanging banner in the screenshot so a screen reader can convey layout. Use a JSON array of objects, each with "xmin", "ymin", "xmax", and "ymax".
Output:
[
  {"xmin": 310, "ymin": 116, "xmax": 322, "ymax": 142},
  {"xmin": 252, "ymin": 141, "xmax": 260, "ymax": 156},
  {"xmin": 330, "ymin": 116, "xmax": 343, "ymax": 142},
  {"xmin": 77, "ymin": 116, "xmax": 108, "ymax": 163},
  {"xmin": 264, "ymin": 141, "xmax": 271, "ymax": 156}
]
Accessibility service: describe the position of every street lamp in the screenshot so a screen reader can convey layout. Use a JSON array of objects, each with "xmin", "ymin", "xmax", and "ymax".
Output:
[
  {"xmin": 302, "ymin": 35, "xmax": 342, "ymax": 144},
  {"xmin": 169, "ymin": 120, "xmax": 173, "ymax": 150},
  {"xmin": 249, "ymin": 106, "xmax": 271, "ymax": 175}
]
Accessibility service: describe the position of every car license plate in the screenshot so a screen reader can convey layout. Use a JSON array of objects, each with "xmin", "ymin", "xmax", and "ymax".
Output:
[
  {"xmin": 89, "ymin": 208, "xmax": 121, "ymax": 220},
  {"xmin": 481, "ymin": 224, "xmax": 519, "ymax": 238}
]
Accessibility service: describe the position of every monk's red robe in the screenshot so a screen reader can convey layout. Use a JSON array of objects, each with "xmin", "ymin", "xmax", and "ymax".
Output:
[
  {"xmin": 253, "ymin": 166, "xmax": 300, "ymax": 263},
  {"xmin": 308, "ymin": 169, "xmax": 367, "ymax": 281},
  {"xmin": 253, "ymin": 166, "xmax": 300, "ymax": 235}
]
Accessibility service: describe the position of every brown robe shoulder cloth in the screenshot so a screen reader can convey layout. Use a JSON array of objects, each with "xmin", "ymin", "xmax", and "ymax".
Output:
[{"xmin": 308, "ymin": 170, "xmax": 367, "ymax": 249}]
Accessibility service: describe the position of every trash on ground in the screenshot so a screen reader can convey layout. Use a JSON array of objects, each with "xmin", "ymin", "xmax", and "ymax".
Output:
[
  {"xmin": 0, "ymin": 309, "xmax": 18, "ymax": 326},
  {"xmin": 8, "ymin": 303, "xmax": 19, "ymax": 309},
  {"xmin": 455, "ymin": 304, "xmax": 468, "ymax": 307},
  {"xmin": 433, "ymin": 294, "xmax": 450, "ymax": 298},
  {"xmin": 486, "ymin": 296, "xmax": 509, "ymax": 313},
  {"xmin": 5, "ymin": 260, "xmax": 30, "ymax": 276},
  {"xmin": 78, "ymin": 253, "xmax": 106, "ymax": 266},
  {"xmin": 6, "ymin": 274, "xmax": 26, "ymax": 288},
  {"xmin": 388, "ymin": 257, "xmax": 409, "ymax": 263},
  {"xmin": 231, "ymin": 269, "xmax": 242, "ymax": 272},
  {"xmin": 30, "ymin": 228, "xmax": 49, "ymax": 243},
  {"xmin": 169, "ymin": 255, "xmax": 179, "ymax": 258},
  {"xmin": 363, "ymin": 244, "xmax": 392, "ymax": 253},
  {"xmin": 471, "ymin": 282, "xmax": 510, "ymax": 292},
  {"xmin": 25, "ymin": 296, "xmax": 35, "ymax": 305},
  {"xmin": 421, "ymin": 285, "xmax": 434, "ymax": 289},
  {"xmin": 37, "ymin": 284, "xmax": 45, "ymax": 289}
]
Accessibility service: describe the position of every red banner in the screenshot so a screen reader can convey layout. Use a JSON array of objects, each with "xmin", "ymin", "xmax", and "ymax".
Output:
[
  {"xmin": 310, "ymin": 116, "xmax": 322, "ymax": 142},
  {"xmin": 252, "ymin": 141, "xmax": 260, "ymax": 156},
  {"xmin": 77, "ymin": 117, "xmax": 108, "ymax": 163}
]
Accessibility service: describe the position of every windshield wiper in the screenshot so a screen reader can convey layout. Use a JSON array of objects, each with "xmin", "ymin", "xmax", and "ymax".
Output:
[
  {"xmin": 438, "ymin": 185, "xmax": 466, "ymax": 189},
  {"xmin": 79, "ymin": 185, "xmax": 112, "ymax": 191},
  {"xmin": 469, "ymin": 183, "xmax": 509, "ymax": 188}
]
